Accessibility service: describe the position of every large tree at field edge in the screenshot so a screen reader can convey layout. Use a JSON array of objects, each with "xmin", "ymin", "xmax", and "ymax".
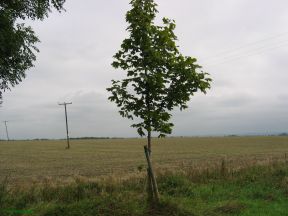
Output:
[{"xmin": 0, "ymin": 0, "xmax": 66, "ymax": 103}]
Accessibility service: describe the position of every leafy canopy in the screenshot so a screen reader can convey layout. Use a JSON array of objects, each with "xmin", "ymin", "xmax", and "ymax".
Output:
[
  {"xmin": 0, "ymin": 0, "xmax": 65, "ymax": 101},
  {"xmin": 107, "ymin": 0, "xmax": 212, "ymax": 137}
]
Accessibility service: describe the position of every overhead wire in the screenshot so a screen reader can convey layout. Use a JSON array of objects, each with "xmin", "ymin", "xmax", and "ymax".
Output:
[
  {"xmin": 197, "ymin": 31, "xmax": 288, "ymax": 67},
  {"xmin": 203, "ymin": 41, "xmax": 288, "ymax": 67},
  {"xmin": 201, "ymin": 31, "xmax": 288, "ymax": 62}
]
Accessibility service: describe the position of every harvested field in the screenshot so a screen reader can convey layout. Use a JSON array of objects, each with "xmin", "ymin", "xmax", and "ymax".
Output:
[{"xmin": 0, "ymin": 136, "xmax": 288, "ymax": 183}]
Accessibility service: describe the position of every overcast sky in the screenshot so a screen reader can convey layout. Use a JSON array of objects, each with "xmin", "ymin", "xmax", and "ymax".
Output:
[{"xmin": 1, "ymin": 0, "xmax": 288, "ymax": 139}]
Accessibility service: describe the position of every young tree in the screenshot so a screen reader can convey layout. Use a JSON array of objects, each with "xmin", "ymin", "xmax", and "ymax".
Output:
[
  {"xmin": 0, "ymin": 0, "xmax": 66, "ymax": 102},
  {"xmin": 107, "ymin": 0, "xmax": 212, "ymax": 153},
  {"xmin": 108, "ymin": 0, "xmax": 212, "ymax": 202}
]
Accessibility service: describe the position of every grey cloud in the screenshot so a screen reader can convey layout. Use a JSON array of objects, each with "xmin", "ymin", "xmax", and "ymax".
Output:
[
  {"xmin": 1, "ymin": 0, "xmax": 288, "ymax": 139},
  {"xmin": 213, "ymin": 94, "xmax": 256, "ymax": 108}
]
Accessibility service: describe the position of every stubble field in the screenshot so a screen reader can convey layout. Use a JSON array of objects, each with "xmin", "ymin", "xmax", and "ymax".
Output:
[{"xmin": 1, "ymin": 136, "xmax": 288, "ymax": 183}]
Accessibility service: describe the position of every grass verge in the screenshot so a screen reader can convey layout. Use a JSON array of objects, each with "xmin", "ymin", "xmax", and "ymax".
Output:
[{"xmin": 1, "ymin": 160, "xmax": 288, "ymax": 215}]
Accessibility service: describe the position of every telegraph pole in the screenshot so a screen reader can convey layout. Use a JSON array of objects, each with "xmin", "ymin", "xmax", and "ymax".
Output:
[
  {"xmin": 58, "ymin": 102, "xmax": 72, "ymax": 149},
  {"xmin": 3, "ymin": 121, "xmax": 9, "ymax": 141}
]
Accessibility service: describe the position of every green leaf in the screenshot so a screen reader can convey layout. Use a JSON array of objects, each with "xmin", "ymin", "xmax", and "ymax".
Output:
[{"xmin": 107, "ymin": 0, "xmax": 212, "ymax": 142}]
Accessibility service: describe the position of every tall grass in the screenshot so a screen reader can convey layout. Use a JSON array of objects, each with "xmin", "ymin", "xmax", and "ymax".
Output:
[{"xmin": 1, "ymin": 157, "xmax": 288, "ymax": 215}]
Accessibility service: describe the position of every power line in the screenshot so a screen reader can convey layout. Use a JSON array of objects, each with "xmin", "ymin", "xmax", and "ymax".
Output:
[
  {"xmin": 204, "ymin": 40, "xmax": 288, "ymax": 64},
  {"xmin": 58, "ymin": 102, "xmax": 72, "ymax": 149},
  {"xmin": 196, "ymin": 31, "xmax": 288, "ymax": 67},
  {"xmin": 201, "ymin": 31, "xmax": 288, "ymax": 62},
  {"xmin": 203, "ymin": 41, "xmax": 288, "ymax": 67}
]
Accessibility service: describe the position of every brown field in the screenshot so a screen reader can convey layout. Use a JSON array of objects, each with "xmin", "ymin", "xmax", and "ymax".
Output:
[{"xmin": 0, "ymin": 136, "xmax": 288, "ymax": 183}]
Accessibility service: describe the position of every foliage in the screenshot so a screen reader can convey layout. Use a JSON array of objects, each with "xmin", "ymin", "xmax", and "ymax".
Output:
[
  {"xmin": 107, "ymin": 0, "xmax": 211, "ymax": 139},
  {"xmin": 0, "ymin": 0, "xmax": 65, "ymax": 101}
]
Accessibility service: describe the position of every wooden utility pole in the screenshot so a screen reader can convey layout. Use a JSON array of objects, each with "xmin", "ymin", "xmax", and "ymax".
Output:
[
  {"xmin": 3, "ymin": 121, "xmax": 9, "ymax": 141},
  {"xmin": 58, "ymin": 102, "xmax": 72, "ymax": 149}
]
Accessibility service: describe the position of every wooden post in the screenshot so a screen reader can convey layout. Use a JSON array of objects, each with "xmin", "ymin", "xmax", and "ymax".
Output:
[
  {"xmin": 144, "ymin": 145, "xmax": 160, "ymax": 203},
  {"xmin": 58, "ymin": 102, "xmax": 72, "ymax": 149},
  {"xmin": 3, "ymin": 121, "xmax": 9, "ymax": 141}
]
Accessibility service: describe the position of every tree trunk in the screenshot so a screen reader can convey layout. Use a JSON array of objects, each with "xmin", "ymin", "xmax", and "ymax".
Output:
[
  {"xmin": 146, "ymin": 166, "xmax": 153, "ymax": 201},
  {"xmin": 144, "ymin": 74, "xmax": 159, "ymax": 202},
  {"xmin": 146, "ymin": 131, "xmax": 153, "ymax": 201},
  {"xmin": 148, "ymin": 130, "xmax": 151, "ymax": 154}
]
